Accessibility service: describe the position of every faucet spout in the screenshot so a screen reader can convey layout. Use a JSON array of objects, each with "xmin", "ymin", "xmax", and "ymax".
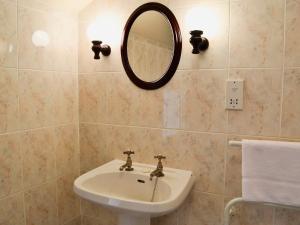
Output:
[
  {"xmin": 150, "ymin": 168, "xmax": 164, "ymax": 180},
  {"xmin": 150, "ymin": 155, "xmax": 166, "ymax": 180},
  {"xmin": 119, "ymin": 164, "xmax": 127, "ymax": 171},
  {"xmin": 119, "ymin": 150, "xmax": 134, "ymax": 171}
]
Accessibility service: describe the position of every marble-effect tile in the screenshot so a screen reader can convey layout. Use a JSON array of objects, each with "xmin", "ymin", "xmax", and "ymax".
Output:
[
  {"xmin": 19, "ymin": 70, "xmax": 54, "ymax": 129},
  {"xmin": 281, "ymin": 68, "xmax": 300, "ymax": 138},
  {"xmin": 21, "ymin": 128, "xmax": 56, "ymax": 188},
  {"xmin": 228, "ymin": 69, "xmax": 282, "ymax": 136},
  {"xmin": 0, "ymin": 0, "xmax": 17, "ymax": 67},
  {"xmin": 0, "ymin": 68, "xmax": 18, "ymax": 133},
  {"xmin": 285, "ymin": 0, "xmax": 300, "ymax": 67},
  {"xmin": 0, "ymin": 194, "xmax": 25, "ymax": 225},
  {"xmin": 230, "ymin": 0, "xmax": 284, "ymax": 68},
  {"xmin": 0, "ymin": 134, "xmax": 22, "ymax": 198},
  {"xmin": 181, "ymin": 70, "xmax": 227, "ymax": 133},
  {"xmin": 24, "ymin": 182, "xmax": 58, "ymax": 225}
]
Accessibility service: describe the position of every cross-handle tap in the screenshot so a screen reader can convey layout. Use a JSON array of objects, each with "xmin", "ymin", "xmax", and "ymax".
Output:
[
  {"xmin": 119, "ymin": 150, "xmax": 135, "ymax": 171},
  {"xmin": 150, "ymin": 154, "xmax": 166, "ymax": 180}
]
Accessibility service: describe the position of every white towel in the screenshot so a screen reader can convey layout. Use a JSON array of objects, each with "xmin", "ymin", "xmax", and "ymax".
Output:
[{"xmin": 242, "ymin": 139, "xmax": 300, "ymax": 206}]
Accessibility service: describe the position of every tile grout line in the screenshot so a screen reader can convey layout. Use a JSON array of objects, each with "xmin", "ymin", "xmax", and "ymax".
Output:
[
  {"xmin": 76, "ymin": 66, "xmax": 300, "ymax": 75},
  {"xmin": 78, "ymin": 121, "xmax": 300, "ymax": 141},
  {"xmin": 16, "ymin": 0, "xmax": 27, "ymax": 224},
  {"xmin": 54, "ymin": 126, "xmax": 60, "ymax": 224},
  {"xmin": 0, "ymin": 176, "xmax": 58, "ymax": 201},
  {"xmin": 76, "ymin": 22, "xmax": 83, "ymax": 217},
  {"xmin": 0, "ymin": 122, "xmax": 77, "ymax": 136},
  {"xmin": 279, "ymin": 0, "xmax": 287, "ymax": 138},
  {"xmin": 224, "ymin": 0, "xmax": 232, "ymax": 207}
]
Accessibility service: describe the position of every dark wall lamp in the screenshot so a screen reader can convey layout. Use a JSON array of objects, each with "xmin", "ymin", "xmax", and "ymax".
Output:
[
  {"xmin": 189, "ymin": 30, "xmax": 209, "ymax": 54},
  {"xmin": 91, "ymin": 40, "xmax": 111, "ymax": 59}
]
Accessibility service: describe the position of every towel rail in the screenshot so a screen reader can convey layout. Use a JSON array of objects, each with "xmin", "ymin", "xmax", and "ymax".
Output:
[
  {"xmin": 224, "ymin": 198, "xmax": 300, "ymax": 225},
  {"xmin": 226, "ymin": 140, "xmax": 300, "ymax": 224},
  {"xmin": 228, "ymin": 140, "xmax": 242, "ymax": 147}
]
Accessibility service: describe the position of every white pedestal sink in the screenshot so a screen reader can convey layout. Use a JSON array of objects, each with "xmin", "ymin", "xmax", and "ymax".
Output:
[{"xmin": 74, "ymin": 160, "xmax": 194, "ymax": 225}]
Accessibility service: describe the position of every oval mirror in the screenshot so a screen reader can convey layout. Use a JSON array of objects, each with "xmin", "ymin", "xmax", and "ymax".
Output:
[{"xmin": 121, "ymin": 2, "xmax": 182, "ymax": 90}]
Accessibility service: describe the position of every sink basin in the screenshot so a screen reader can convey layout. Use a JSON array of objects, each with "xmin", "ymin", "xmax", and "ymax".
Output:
[{"xmin": 74, "ymin": 159, "xmax": 194, "ymax": 225}]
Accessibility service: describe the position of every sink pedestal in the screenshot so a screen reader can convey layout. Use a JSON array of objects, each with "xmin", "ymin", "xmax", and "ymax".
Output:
[{"xmin": 118, "ymin": 214, "xmax": 150, "ymax": 225}]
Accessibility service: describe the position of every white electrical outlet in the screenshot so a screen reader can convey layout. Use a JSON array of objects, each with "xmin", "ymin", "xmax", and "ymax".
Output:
[{"xmin": 226, "ymin": 80, "xmax": 244, "ymax": 110}]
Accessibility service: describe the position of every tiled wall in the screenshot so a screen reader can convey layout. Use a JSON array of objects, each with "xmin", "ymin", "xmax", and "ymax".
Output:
[
  {"xmin": 0, "ymin": 1, "xmax": 80, "ymax": 225},
  {"xmin": 78, "ymin": 0, "xmax": 300, "ymax": 224}
]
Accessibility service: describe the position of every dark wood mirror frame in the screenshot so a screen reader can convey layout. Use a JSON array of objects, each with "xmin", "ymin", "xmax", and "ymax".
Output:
[{"xmin": 121, "ymin": 2, "xmax": 182, "ymax": 90}]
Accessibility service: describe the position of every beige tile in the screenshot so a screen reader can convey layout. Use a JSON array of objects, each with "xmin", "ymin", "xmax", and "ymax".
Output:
[
  {"xmin": 57, "ymin": 174, "xmax": 80, "ymax": 225},
  {"xmin": 174, "ymin": 2, "xmax": 229, "ymax": 69},
  {"xmin": 82, "ymin": 215, "xmax": 117, "ymax": 225},
  {"xmin": 79, "ymin": 74, "xmax": 108, "ymax": 123},
  {"xmin": 24, "ymin": 182, "xmax": 58, "ymax": 225},
  {"xmin": 53, "ymin": 72, "xmax": 77, "ymax": 125},
  {"xmin": 19, "ymin": 70, "xmax": 54, "ymax": 129},
  {"xmin": 80, "ymin": 124, "xmax": 109, "ymax": 174},
  {"xmin": 178, "ymin": 191, "xmax": 223, "ymax": 225},
  {"xmin": 21, "ymin": 128, "xmax": 56, "ymax": 188},
  {"xmin": 107, "ymin": 73, "xmax": 140, "ymax": 125},
  {"xmin": 81, "ymin": 199, "xmax": 117, "ymax": 224},
  {"xmin": 0, "ymin": 0, "xmax": 17, "ymax": 67},
  {"xmin": 107, "ymin": 126, "xmax": 156, "ymax": 165},
  {"xmin": 151, "ymin": 211, "xmax": 178, "ymax": 225},
  {"xmin": 181, "ymin": 70, "xmax": 227, "ymax": 133},
  {"xmin": 106, "ymin": 125, "xmax": 138, "ymax": 161},
  {"xmin": 275, "ymin": 208, "xmax": 300, "ymax": 225},
  {"xmin": 18, "ymin": 6, "xmax": 56, "ymax": 70},
  {"xmin": 169, "ymin": 0, "xmax": 228, "ymax": 10},
  {"xmin": 108, "ymin": 127, "xmax": 225, "ymax": 194},
  {"xmin": 64, "ymin": 217, "xmax": 81, "ymax": 225},
  {"xmin": 225, "ymin": 139, "xmax": 242, "ymax": 197},
  {"xmin": 0, "ymin": 68, "xmax": 18, "ymax": 133},
  {"xmin": 52, "ymin": 14, "xmax": 78, "ymax": 72},
  {"xmin": 285, "ymin": 0, "xmax": 300, "ymax": 67},
  {"xmin": 180, "ymin": 132, "xmax": 226, "ymax": 194},
  {"xmin": 281, "ymin": 68, "xmax": 300, "ymax": 138},
  {"xmin": 0, "ymin": 194, "xmax": 25, "ymax": 225},
  {"xmin": 18, "ymin": 6, "xmax": 77, "ymax": 72},
  {"xmin": 134, "ymin": 90, "xmax": 165, "ymax": 128},
  {"xmin": 0, "ymin": 134, "xmax": 22, "ymax": 198},
  {"xmin": 230, "ymin": 0, "xmax": 284, "ymax": 68},
  {"xmin": 134, "ymin": 74, "xmax": 181, "ymax": 129},
  {"xmin": 225, "ymin": 197, "xmax": 273, "ymax": 225},
  {"xmin": 228, "ymin": 69, "xmax": 282, "ymax": 136},
  {"xmin": 19, "ymin": 0, "xmax": 91, "ymax": 13},
  {"xmin": 79, "ymin": 0, "xmax": 134, "ymax": 22},
  {"xmin": 18, "ymin": 0, "xmax": 60, "ymax": 12},
  {"xmin": 54, "ymin": 125, "xmax": 79, "ymax": 177}
]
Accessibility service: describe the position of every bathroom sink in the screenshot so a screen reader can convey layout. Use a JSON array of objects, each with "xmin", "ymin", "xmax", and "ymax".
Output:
[{"xmin": 74, "ymin": 159, "xmax": 194, "ymax": 225}]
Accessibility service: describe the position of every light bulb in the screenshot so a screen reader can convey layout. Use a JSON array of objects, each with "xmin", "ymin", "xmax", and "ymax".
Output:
[
  {"xmin": 32, "ymin": 30, "xmax": 50, "ymax": 47},
  {"xmin": 86, "ymin": 12, "xmax": 122, "ymax": 45},
  {"xmin": 185, "ymin": 6, "xmax": 220, "ymax": 38}
]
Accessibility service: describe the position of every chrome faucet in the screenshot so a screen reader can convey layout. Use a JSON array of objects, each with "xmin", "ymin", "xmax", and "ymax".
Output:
[
  {"xmin": 150, "ymin": 154, "xmax": 166, "ymax": 180},
  {"xmin": 120, "ymin": 150, "xmax": 135, "ymax": 171}
]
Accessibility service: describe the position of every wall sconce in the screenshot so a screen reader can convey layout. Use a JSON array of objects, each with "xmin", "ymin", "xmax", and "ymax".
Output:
[
  {"xmin": 87, "ymin": 12, "xmax": 122, "ymax": 60},
  {"xmin": 91, "ymin": 40, "xmax": 111, "ymax": 60},
  {"xmin": 189, "ymin": 30, "xmax": 209, "ymax": 54}
]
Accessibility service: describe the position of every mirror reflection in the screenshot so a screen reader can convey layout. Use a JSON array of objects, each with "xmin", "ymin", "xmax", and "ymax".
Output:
[{"xmin": 127, "ymin": 11, "xmax": 174, "ymax": 82}]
